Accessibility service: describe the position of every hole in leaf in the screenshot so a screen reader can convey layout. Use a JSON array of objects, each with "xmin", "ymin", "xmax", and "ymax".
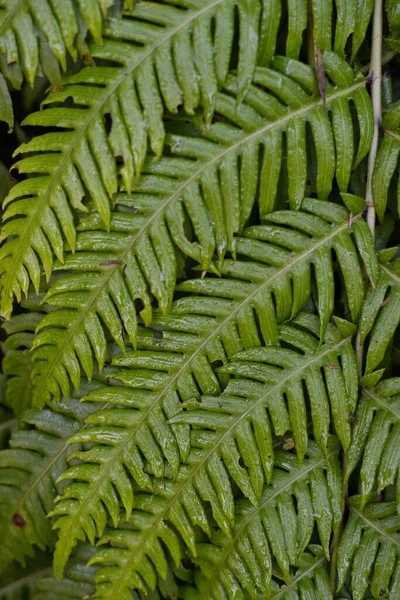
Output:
[
  {"xmin": 210, "ymin": 360, "xmax": 223, "ymax": 370},
  {"xmin": 134, "ymin": 298, "xmax": 145, "ymax": 314},
  {"xmin": 104, "ymin": 113, "xmax": 113, "ymax": 135}
]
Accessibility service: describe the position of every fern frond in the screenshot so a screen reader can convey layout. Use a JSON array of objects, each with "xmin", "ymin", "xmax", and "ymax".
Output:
[
  {"xmin": 0, "ymin": 396, "xmax": 97, "ymax": 570},
  {"xmin": 359, "ymin": 254, "xmax": 400, "ymax": 374},
  {"xmin": 346, "ymin": 378, "xmax": 400, "ymax": 509},
  {"xmin": 51, "ymin": 316, "xmax": 347, "ymax": 582},
  {"xmin": 83, "ymin": 440, "xmax": 340, "ymax": 599},
  {"xmin": 0, "ymin": 51, "xmax": 372, "ymax": 321},
  {"xmin": 2, "ymin": 312, "xmax": 42, "ymax": 415},
  {"xmin": 172, "ymin": 312, "xmax": 357, "ymax": 460},
  {"xmin": 31, "ymin": 197, "xmax": 376, "ymax": 406},
  {"xmin": 337, "ymin": 498, "xmax": 400, "ymax": 600},
  {"xmin": 0, "ymin": 0, "xmax": 266, "ymax": 318},
  {"xmin": 0, "ymin": 0, "xmax": 128, "ymax": 89}
]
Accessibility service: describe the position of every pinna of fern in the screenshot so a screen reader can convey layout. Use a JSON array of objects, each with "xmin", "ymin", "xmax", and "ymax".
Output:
[
  {"xmin": 49, "ymin": 315, "xmax": 347, "ymax": 594},
  {"xmin": 0, "ymin": 33, "xmax": 373, "ymax": 320},
  {"xmin": 30, "ymin": 192, "xmax": 376, "ymax": 406}
]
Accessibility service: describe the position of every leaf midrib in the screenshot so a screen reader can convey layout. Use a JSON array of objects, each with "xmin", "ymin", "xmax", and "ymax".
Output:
[
  {"xmin": 363, "ymin": 387, "xmax": 400, "ymax": 421},
  {"xmin": 270, "ymin": 556, "xmax": 325, "ymax": 598},
  {"xmin": 350, "ymin": 505, "xmax": 400, "ymax": 550},
  {"xmin": 37, "ymin": 79, "xmax": 365, "ymax": 398},
  {"xmin": 384, "ymin": 128, "xmax": 400, "ymax": 143},
  {"xmin": 0, "ymin": 0, "xmax": 26, "ymax": 36},
  {"xmin": 55, "ymin": 211, "xmax": 359, "ymax": 560},
  {"xmin": 3, "ymin": 0, "xmax": 229, "ymax": 313},
  {"xmin": 381, "ymin": 263, "xmax": 400, "ymax": 285},
  {"xmin": 199, "ymin": 447, "xmax": 338, "ymax": 599},
  {"xmin": 104, "ymin": 334, "xmax": 350, "ymax": 598}
]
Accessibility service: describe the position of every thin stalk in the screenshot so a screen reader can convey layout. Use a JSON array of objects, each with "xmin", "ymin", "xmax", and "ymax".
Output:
[
  {"xmin": 331, "ymin": 2, "xmax": 383, "ymax": 591},
  {"xmin": 365, "ymin": 0, "xmax": 383, "ymax": 240},
  {"xmin": 355, "ymin": 0, "xmax": 383, "ymax": 382}
]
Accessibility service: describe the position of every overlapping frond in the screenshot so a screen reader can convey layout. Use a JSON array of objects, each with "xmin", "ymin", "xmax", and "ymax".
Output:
[
  {"xmin": 0, "ymin": 396, "xmax": 97, "ymax": 570},
  {"xmin": 359, "ymin": 254, "xmax": 400, "ymax": 374},
  {"xmin": 172, "ymin": 313, "xmax": 357, "ymax": 459},
  {"xmin": 337, "ymin": 498, "xmax": 400, "ymax": 600},
  {"xmin": 82, "ymin": 440, "xmax": 340, "ymax": 599},
  {"xmin": 0, "ymin": 0, "xmax": 267, "ymax": 318},
  {"xmin": 51, "ymin": 315, "xmax": 348, "ymax": 584},
  {"xmin": 346, "ymin": 378, "xmax": 400, "ymax": 509},
  {"xmin": 0, "ymin": 50, "xmax": 372, "ymax": 322},
  {"xmin": 31, "ymin": 196, "xmax": 376, "ymax": 406},
  {"xmin": 2, "ymin": 312, "xmax": 42, "ymax": 414}
]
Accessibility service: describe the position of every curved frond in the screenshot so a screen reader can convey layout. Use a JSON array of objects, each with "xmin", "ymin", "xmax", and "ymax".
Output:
[
  {"xmin": 0, "ymin": 52, "xmax": 372, "ymax": 321},
  {"xmin": 346, "ymin": 378, "xmax": 400, "ymax": 509},
  {"xmin": 337, "ymin": 498, "xmax": 400, "ymax": 600},
  {"xmin": 359, "ymin": 255, "xmax": 400, "ymax": 374},
  {"xmin": 0, "ymin": 396, "xmax": 97, "ymax": 571},
  {"xmin": 51, "ymin": 316, "xmax": 348, "ymax": 583},
  {"xmin": 84, "ymin": 440, "xmax": 340, "ymax": 599},
  {"xmin": 2, "ymin": 312, "xmax": 42, "ymax": 415},
  {"xmin": 31, "ymin": 197, "xmax": 376, "ymax": 406}
]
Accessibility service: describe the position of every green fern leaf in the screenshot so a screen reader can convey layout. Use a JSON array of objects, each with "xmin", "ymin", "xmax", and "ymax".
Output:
[
  {"xmin": 337, "ymin": 498, "xmax": 400, "ymax": 600},
  {"xmin": 0, "ymin": 51, "xmax": 372, "ymax": 322},
  {"xmin": 82, "ymin": 440, "xmax": 340, "ymax": 599},
  {"xmin": 346, "ymin": 378, "xmax": 400, "ymax": 509},
  {"xmin": 51, "ymin": 316, "xmax": 348, "ymax": 583},
  {"xmin": 0, "ymin": 0, "xmax": 272, "ymax": 319},
  {"xmin": 31, "ymin": 196, "xmax": 376, "ymax": 406},
  {"xmin": 0, "ymin": 396, "xmax": 98, "ymax": 570}
]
